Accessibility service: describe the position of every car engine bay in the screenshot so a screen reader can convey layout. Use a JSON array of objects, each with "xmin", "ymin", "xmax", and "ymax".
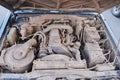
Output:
[{"xmin": 0, "ymin": 14, "xmax": 119, "ymax": 77}]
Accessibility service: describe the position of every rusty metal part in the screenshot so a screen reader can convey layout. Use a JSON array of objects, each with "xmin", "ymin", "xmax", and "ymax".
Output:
[
  {"xmin": 29, "ymin": 15, "xmax": 85, "ymax": 25},
  {"xmin": 38, "ymin": 49, "xmax": 48, "ymax": 58},
  {"xmin": 85, "ymin": 27, "xmax": 100, "ymax": 42},
  {"xmin": 20, "ymin": 23, "xmax": 34, "ymax": 39},
  {"xmin": 33, "ymin": 60, "xmax": 86, "ymax": 70},
  {"xmin": 0, "ymin": 39, "xmax": 37, "ymax": 73},
  {"xmin": 33, "ymin": 31, "xmax": 46, "ymax": 47},
  {"xmin": 48, "ymin": 28, "xmax": 72, "ymax": 57},
  {"xmin": 41, "ymin": 54, "xmax": 71, "ymax": 61},
  {"xmin": 95, "ymin": 63, "xmax": 115, "ymax": 71},
  {"xmin": 13, "ymin": 0, "xmax": 26, "ymax": 9},
  {"xmin": 20, "ymin": 0, "xmax": 96, "ymax": 11},
  {"xmin": 14, "ymin": 0, "xmax": 120, "ymax": 13},
  {"xmin": 84, "ymin": 42, "xmax": 106, "ymax": 67},
  {"xmin": 2, "ymin": 0, "xmax": 120, "ymax": 14},
  {"xmin": 6, "ymin": 27, "xmax": 18, "ymax": 45},
  {"xmin": 68, "ymin": 47, "xmax": 81, "ymax": 61},
  {"xmin": 0, "ymin": 14, "xmax": 117, "ymax": 74},
  {"xmin": 43, "ymin": 24, "xmax": 73, "ymax": 34},
  {"xmin": 32, "ymin": 54, "xmax": 86, "ymax": 70}
]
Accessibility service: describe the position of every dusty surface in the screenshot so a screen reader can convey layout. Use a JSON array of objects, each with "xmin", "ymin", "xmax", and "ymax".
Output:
[
  {"xmin": 2, "ymin": 0, "xmax": 119, "ymax": 12},
  {"xmin": 0, "ymin": 14, "xmax": 117, "ymax": 73}
]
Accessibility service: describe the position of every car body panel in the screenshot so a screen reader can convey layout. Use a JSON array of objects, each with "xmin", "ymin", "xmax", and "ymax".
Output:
[
  {"xmin": 0, "ymin": 0, "xmax": 120, "ymax": 13},
  {"xmin": 0, "ymin": 0, "xmax": 120, "ymax": 80}
]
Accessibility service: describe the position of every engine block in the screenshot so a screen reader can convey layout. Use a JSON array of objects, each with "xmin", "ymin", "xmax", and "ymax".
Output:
[{"xmin": 0, "ymin": 15, "xmax": 116, "ymax": 73}]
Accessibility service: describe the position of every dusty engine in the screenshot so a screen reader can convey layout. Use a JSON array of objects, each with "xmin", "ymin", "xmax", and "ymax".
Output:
[{"xmin": 0, "ymin": 15, "xmax": 116, "ymax": 73}]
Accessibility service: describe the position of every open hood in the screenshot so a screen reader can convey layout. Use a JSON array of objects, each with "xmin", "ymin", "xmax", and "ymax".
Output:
[{"xmin": 0, "ymin": 0, "xmax": 120, "ymax": 13}]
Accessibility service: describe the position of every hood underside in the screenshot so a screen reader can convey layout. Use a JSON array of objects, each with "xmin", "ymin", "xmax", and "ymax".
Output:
[{"xmin": 0, "ymin": 0, "xmax": 120, "ymax": 12}]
